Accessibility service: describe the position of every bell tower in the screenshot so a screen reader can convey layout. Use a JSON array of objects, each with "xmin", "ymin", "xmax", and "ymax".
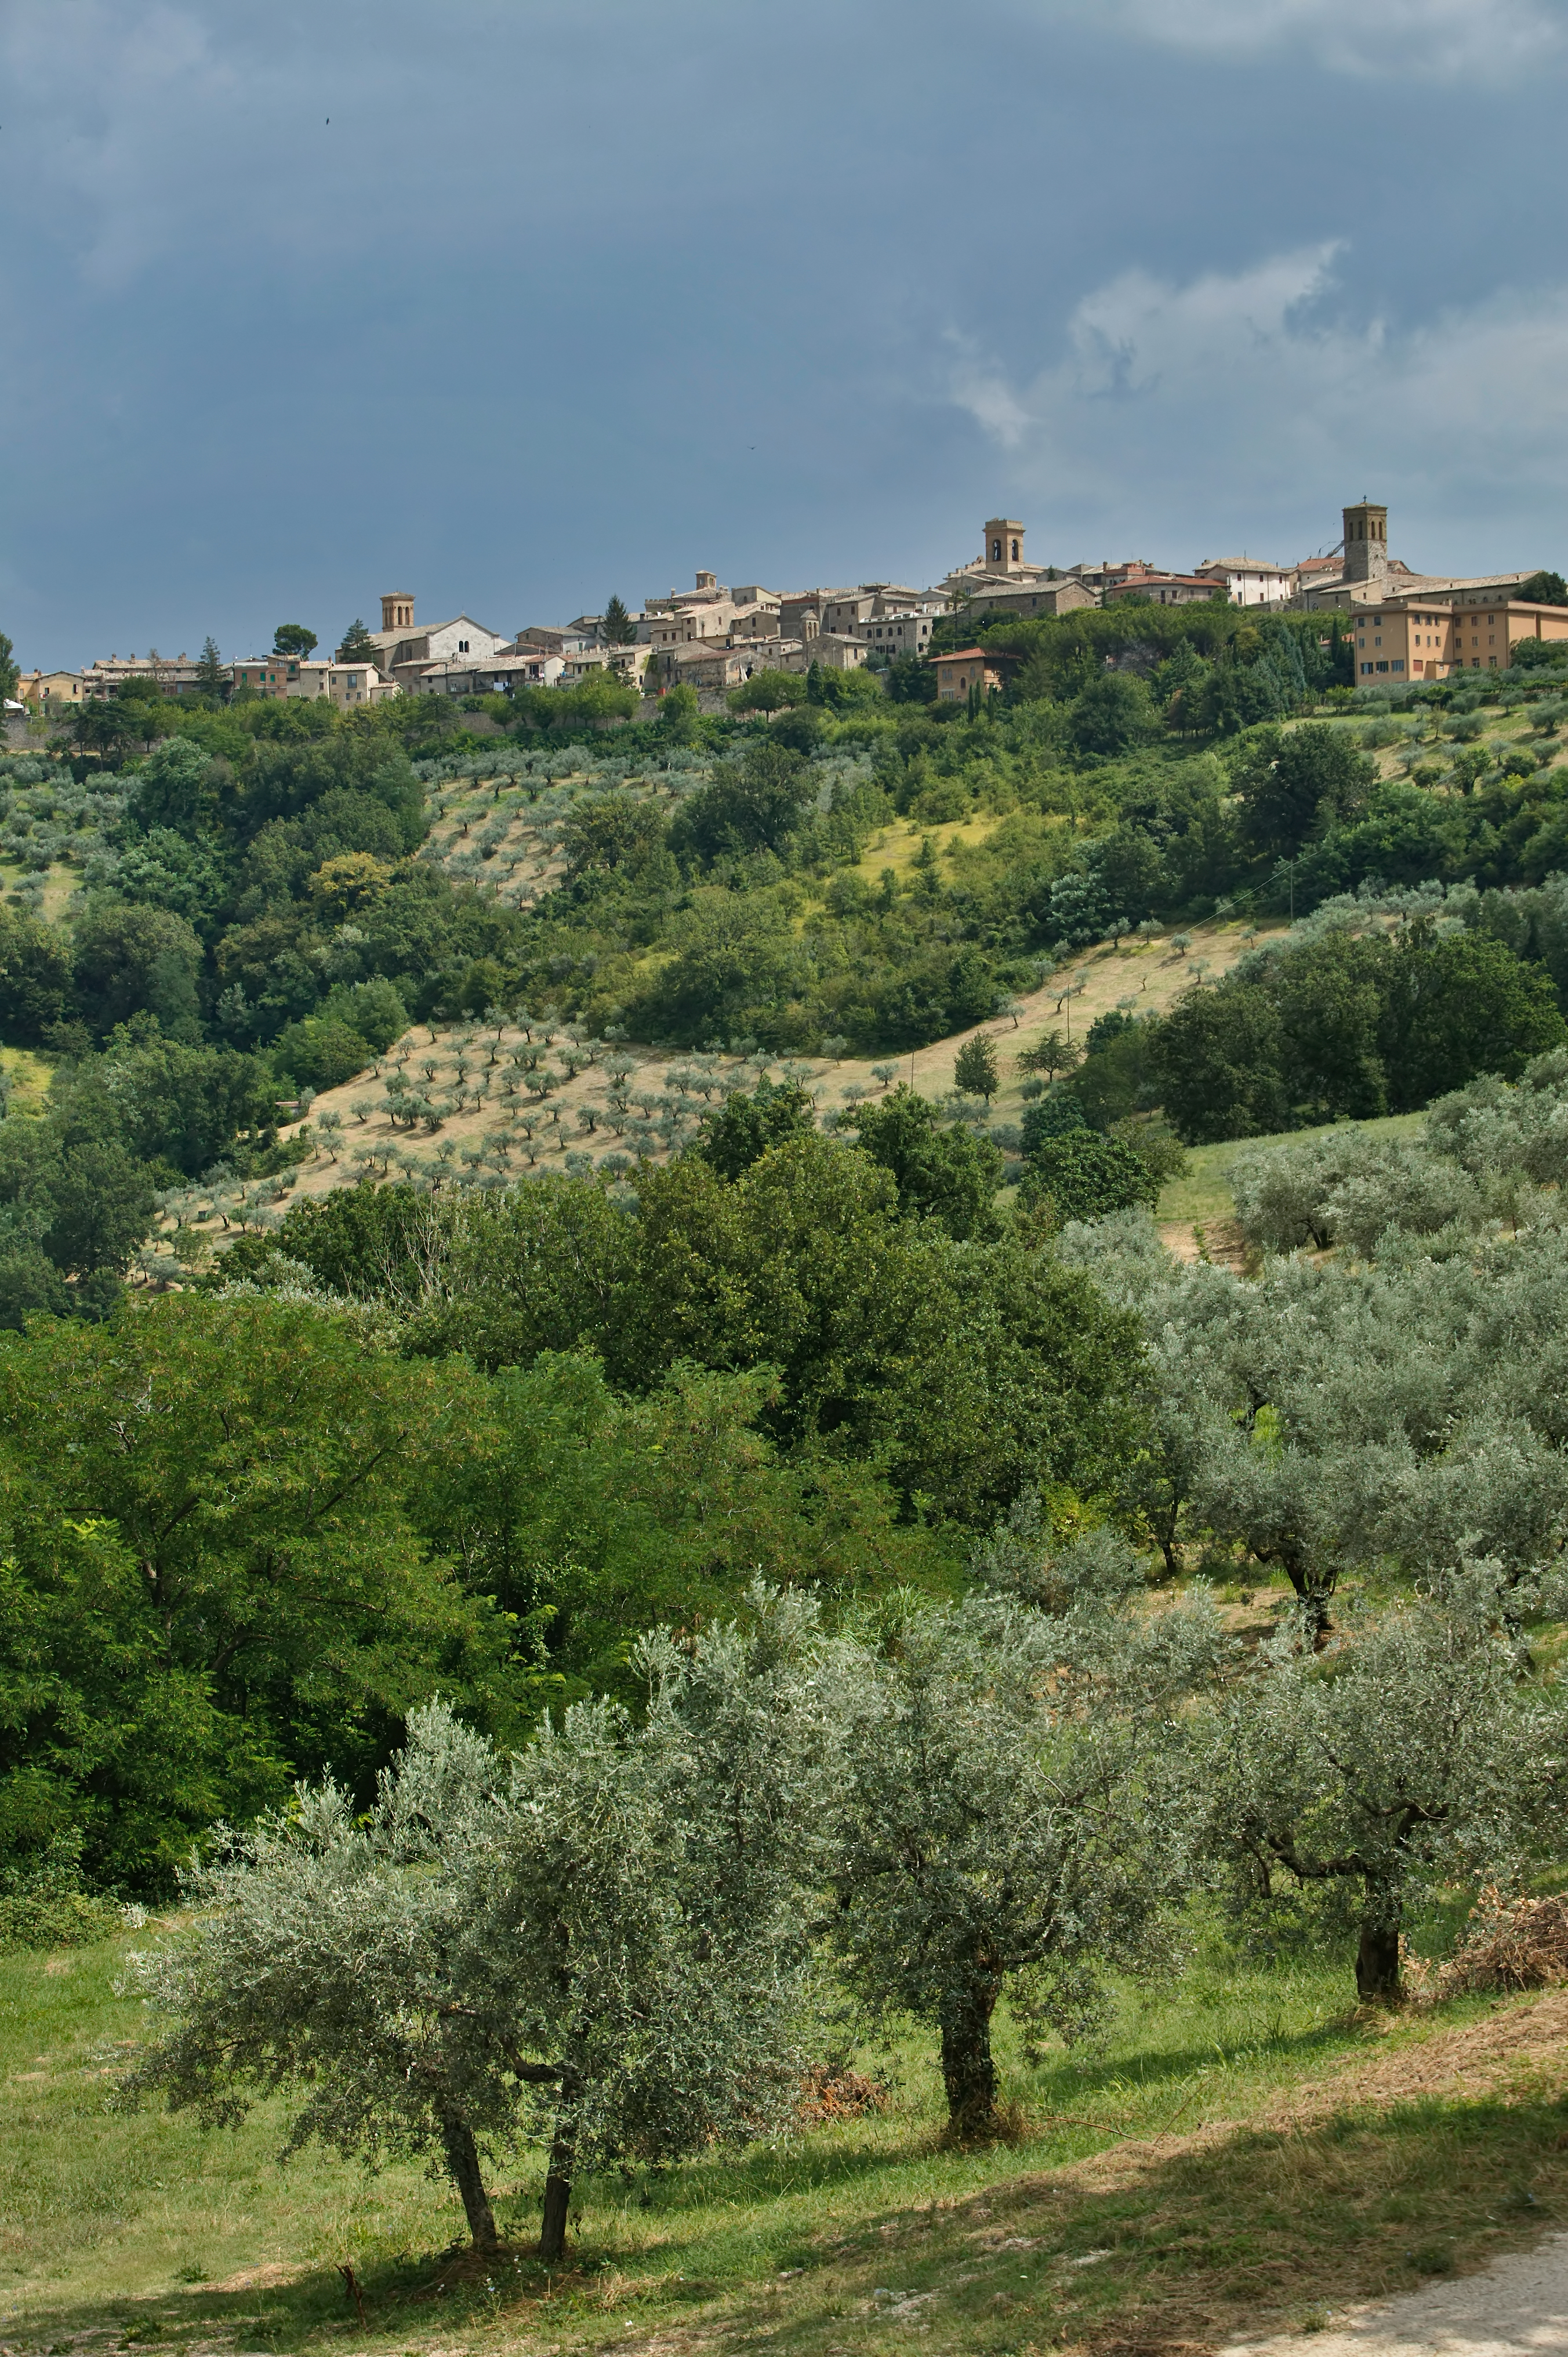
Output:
[
  {"xmin": 1341, "ymin": 502, "xmax": 1387, "ymax": 585},
  {"xmin": 381, "ymin": 591, "xmax": 415, "ymax": 632},
  {"xmin": 983, "ymin": 518, "xmax": 1026, "ymax": 574}
]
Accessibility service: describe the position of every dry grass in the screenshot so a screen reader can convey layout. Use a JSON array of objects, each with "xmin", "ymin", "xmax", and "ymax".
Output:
[{"xmin": 1411, "ymin": 1890, "xmax": 1568, "ymax": 2001}]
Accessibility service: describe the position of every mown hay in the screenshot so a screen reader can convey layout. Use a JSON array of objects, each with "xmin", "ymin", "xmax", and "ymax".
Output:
[
  {"xmin": 1422, "ymin": 1885, "xmax": 1568, "ymax": 1997},
  {"xmin": 797, "ymin": 2063, "xmax": 891, "ymax": 2126}
]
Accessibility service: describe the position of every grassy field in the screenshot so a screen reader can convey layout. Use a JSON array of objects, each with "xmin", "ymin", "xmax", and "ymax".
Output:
[
  {"xmin": 1156, "ymin": 1111, "xmax": 1428, "ymax": 1234},
  {"xmin": 9, "ymin": 1920, "xmax": 1568, "ymax": 2357}
]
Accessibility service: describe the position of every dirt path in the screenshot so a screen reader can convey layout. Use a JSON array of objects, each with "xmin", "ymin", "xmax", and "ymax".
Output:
[{"xmin": 1224, "ymin": 2235, "xmax": 1568, "ymax": 2357}]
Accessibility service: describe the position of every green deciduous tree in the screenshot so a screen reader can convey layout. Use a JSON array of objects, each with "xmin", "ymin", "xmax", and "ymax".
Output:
[
  {"xmin": 954, "ymin": 1033, "xmax": 999, "ymax": 1103},
  {"xmin": 0, "ymin": 904, "xmax": 74, "ymax": 1046},
  {"xmin": 1233, "ymin": 724, "xmax": 1374, "ymax": 861},
  {"xmin": 1068, "ymin": 672, "xmax": 1159, "ymax": 757},
  {"xmin": 130, "ymin": 736, "xmax": 225, "ymax": 840},
  {"xmin": 1152, "ymin": 923, "xmax": 1565, "ymax": 1143},
  {"xmin": 1021, "ymin": 1130, "xmax": 1159, "ymax": 1226},
  {"xmin": 727, "ymin": 669, "xmax": 807, "ymax": 717},
  {"xmin": 848, "ymin": 1084, "xmax": 1003, "ymax": 1240},
  {"xmin": 72, "ymin": 901, "xmax": 204, "ymax": 1042},
  {"xmin": 656, "ymin": 681, "xmax": 700, "ymax": 741},
  {"xmin": 671, "ymin": 742, "xmax": 814, "ymax": 864},
  {"xmin": 1379, "ymin": 921, "xmax": 1566, "ymax": 1108},
  {"xmin": 41, "ymin": 1141, "xmax": 155, "ymax": 1275},
  {"xmin": 692, "ymin": 1078, "xmax": 816, "ymax": 1178},
  {"xmin": 1018, "ymin": 1030, "xmax": 1081, "ymax": 1084},
  {"xmin": 0, "ymin": 1295, "xmax": 505, "ymax": 1890}
]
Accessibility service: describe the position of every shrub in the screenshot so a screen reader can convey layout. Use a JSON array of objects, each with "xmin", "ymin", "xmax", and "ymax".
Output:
[
  {"xmin": 272, "ymin": 1016, "xmax": 376, "ymax": 1093},
  {"xmin": 0, "ymin": 1837, "xmax": 119, "ymax": 1954},
  {"xmin": 1020, "ymin": 1130, "xmax": 1159, "ymax": 1225}
]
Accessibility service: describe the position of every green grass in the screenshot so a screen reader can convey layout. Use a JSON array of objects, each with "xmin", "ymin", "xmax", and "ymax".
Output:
[
  {"xmin": 0, "ymin": 1044, "xmax": 53, "ymax": 1118},
  {"xmin": 1157, "ymin": 1111, "xmax": 1429, "ymax": 1230},
  {"xmin": 8, "ymin": 1923, "xmax": 1568, "ymax": 2356}
]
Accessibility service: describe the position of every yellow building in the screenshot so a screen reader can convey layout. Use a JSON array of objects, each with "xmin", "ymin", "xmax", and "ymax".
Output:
[
  {"xmin": 934, "ymin": 647, "xmax": 1006, "ymax": 702},
  {"xmin": 1353, "ymin": 597, "xmax": 1568, "ymax": 681},
  {"xmin": 18, "ymin": 669, "xmax": 84, "ymax": 707}
]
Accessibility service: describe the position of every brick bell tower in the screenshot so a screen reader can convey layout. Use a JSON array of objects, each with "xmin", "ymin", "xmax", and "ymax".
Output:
[
  {"xmin": 983, "ymin": 518, "xmax": 1026, "ymax": 573},
  {"xmin": 381, "ymin": 592, "xmax": 415, "ymax": 632},
  {"xmin": 1342, "ymin": 501, "xmax": 1388, "ymax": 585}
]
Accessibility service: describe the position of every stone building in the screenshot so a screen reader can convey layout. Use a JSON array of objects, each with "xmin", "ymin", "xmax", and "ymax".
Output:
[
  {"xmin": 934, "ymin": 647, "xmax": 1007, "ymax": 702},
  {"xmin": 19, "ymin": 670, "xmax": 86, "ymax": 708},
  {"xmin": 365, "ymin": 593, "xmax": 510, "ymax": 690},
  {"xmin": 231, "ymin": 656, "xmax": 395, "ymax": 708},
  {"xmin": 1104, "ymin": 571, "xmax": 1222, "ymax": 608},
  {"xmin": 961, "ymin": 576, "xmax": 1095, "ymax": 621}
]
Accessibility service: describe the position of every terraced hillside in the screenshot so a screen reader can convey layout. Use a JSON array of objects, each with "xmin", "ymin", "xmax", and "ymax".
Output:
[{"xmin": 142, "ymin": 912, "xmax": 1273, "ymax": 1261}]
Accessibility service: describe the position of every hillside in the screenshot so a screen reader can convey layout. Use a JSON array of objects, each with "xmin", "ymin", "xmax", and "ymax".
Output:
[{"xmin": 144, "ymin": 912, "xmax": 1269, "ymax": 1253}]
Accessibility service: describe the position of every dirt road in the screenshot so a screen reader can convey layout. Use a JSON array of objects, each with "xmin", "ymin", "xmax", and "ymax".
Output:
[{"xmin": 1226, "ymin": 2235, "xmax": 1568, "ymax": 2357}]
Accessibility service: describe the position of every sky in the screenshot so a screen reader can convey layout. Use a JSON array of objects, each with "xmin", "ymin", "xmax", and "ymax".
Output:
[{"xmin": 4, "ymin": 0, "xmax": 1568, "ymax": 668}]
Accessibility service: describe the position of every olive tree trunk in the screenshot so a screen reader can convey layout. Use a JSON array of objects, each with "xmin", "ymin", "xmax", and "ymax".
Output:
[
  {"xmin": 939, "ymin": 1978, "xmax": 1001, "ymax": 2137},
  {"xmin": 539, "ymin": 2072, "xmax": 581, "ymax": 2265},
  {"xmin": 1355, "ymin": 1898, "xmax": 1402, "ymax": 2003},
  {"xmin": 440, "ymin": 2116, "xmax": 499, "ymax": 2253}
]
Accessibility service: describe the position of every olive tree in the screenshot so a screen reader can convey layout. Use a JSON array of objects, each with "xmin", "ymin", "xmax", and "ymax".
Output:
[
  {"xmin": 122, "ymin": 1703, "xmax": 525, "ymax": 2252},
  {"xmin": 482, "ymin": 1595, "xmax": 831, "ymax": 2256},
  {"xmin": 125, "ymin": 1595, "xmax": 832, "ymax": 2262},
  {"xmin": 823, "ymin": 1592, "xmax": 1215, "ymax": 2137},
  {"xmin": 1188, "ymin": 1591, "xmax": 1565, "ymax": 2000}
]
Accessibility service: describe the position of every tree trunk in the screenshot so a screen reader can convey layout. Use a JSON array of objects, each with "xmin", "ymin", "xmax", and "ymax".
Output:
[
  {"xmin": 940, "ymin": 1979, "xmax": 1000, "ymax": 2137},
  {"xmin": 1356, "ymin": 1905, "xmax": 1402, "ymax": 2003},
  {"xmin": 539, "ymin": 2116, "xmax": 575, "ymax": 2263},
  {"xmin": 1275, "ymin": 1549, "xmax": 1335, "ymax": 1649},
  {"xmin": 440, "ymin": 2116, "xmax": 499, "ymax": 2253}
]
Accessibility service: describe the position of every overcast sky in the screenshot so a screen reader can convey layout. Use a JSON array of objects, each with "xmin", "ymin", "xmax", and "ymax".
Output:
[{"xmin": 4, "ymin": 0, "xmax": 1567, "ymax": 668}]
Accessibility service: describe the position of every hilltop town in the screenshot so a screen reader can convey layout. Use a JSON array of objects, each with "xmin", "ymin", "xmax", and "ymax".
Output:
[{"xmin": 13, "ymin": 498, "xmax": 1567, "ymax": 726}]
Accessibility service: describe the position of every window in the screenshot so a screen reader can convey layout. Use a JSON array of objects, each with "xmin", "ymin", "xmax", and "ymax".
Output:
[
  {"xmin": 1392, "ymin": 660, "xmax": 1406, "ymax": 671},
  {"xmin": 1377, "ymin": 661, "xmax": 1389, "ymax": 672}
]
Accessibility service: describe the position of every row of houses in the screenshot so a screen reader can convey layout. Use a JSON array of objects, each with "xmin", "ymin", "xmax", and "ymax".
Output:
[
  {"xmin": 17, "ymin": 649, "xmax": 398, "ymax": 711},
  {"xmin": 17, "ymin": 503, "xmax": 1563, "ymax": 719}
]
